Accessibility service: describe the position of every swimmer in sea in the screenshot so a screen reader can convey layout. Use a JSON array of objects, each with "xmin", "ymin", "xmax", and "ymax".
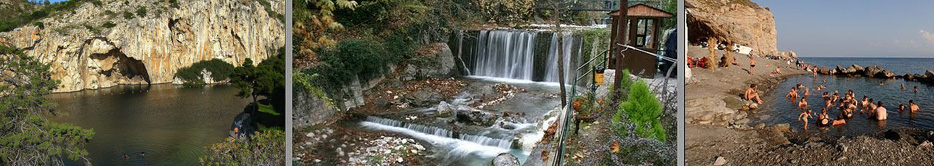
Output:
[
  {"xmin": 901, "ymin": 83, "xmax": 907, "ymax": 90},
  {"xmin": 787, "ymin": 87, "xmax": 799, "ymax": 103},
  {"xmin": 914, "ymin": 86, "xmax": 919, "ymax": 93},
  {"xmin": 875, "ymin": 101, "xmax": 888, "ymax": 121},
  {"xmin": 910, "ymin": 100, "xmax": 920, "ymax": 113}
]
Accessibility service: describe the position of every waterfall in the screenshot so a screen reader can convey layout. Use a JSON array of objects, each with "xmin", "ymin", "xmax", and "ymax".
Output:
[
  {"xmin": 462, "ymin": 30, "xmax": 581, "ymax": 83},
  {"xmin": 363, "ymin": 116, "xmax": 514, "ymax": 149}
]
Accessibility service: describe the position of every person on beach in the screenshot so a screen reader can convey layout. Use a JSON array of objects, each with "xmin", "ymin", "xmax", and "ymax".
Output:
[
  {"xmin": 875, "ymin": 101, "xmax": 888, "ymax": 121},
  {"xmin": 749, "ymin": 58, "xmax": 756, "ymax": 74},
  {"xmin": 787, "ymin": 88, "xmax": 799, "ymax": 103},
  {"xmin": 745, "ymin": 84, "xmax": 763, "ymax": 105},
  {"xmin": 798, "ymin": 98, "xmax": 809, "ymax": 112},
  {"xmin": 910, "ymin": 100, "xmax": 920, "ymax": 113},
  {"xmin": 799, "ymin": 109, "xmax": 813, "ymax": 130},
  {"xmin": 772, "ymin": 67, "xmax": 782, "ymax": 76}
]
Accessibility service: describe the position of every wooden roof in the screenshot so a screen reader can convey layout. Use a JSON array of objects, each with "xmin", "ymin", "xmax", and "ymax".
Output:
[{"xmin": 608, "ymin": 4, "xmax": 674, "ymax": 18}]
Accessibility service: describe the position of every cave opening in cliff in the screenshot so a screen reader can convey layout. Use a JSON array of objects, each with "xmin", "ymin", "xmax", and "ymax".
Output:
[
  {"xmin": 89, "ymin": 49, "xmax": 152, "ymax": 85},
  {"xmin": 687, "ymin": 15, "xmax": 721, "ymax": 45}
]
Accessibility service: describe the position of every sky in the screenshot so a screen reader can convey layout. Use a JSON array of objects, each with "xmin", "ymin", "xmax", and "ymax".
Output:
[{"xmin": 752, "ymin": 0, "xmax": 934, "ymax": 58}]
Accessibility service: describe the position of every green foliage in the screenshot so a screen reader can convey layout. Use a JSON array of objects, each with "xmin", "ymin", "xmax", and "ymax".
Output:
[
  {"xmin": 0, "ymin": 0, "xmax": 105, "ymax": 32},
  {"xmin": 255, "ymin": 0, "xmax": 280, "ymax": 21},
  {"xmin": 578, "ymin": 28, "xmax": 610, "ymax": 66},
  {"xmin": 175, "ymin": 59, "xmax": 236, "ymax": 83},
  {"xmin": 308, "ymin": 38, "xmax": 397, "ymax": 85},
  {"xmin": 232, "ymin": 48, "xmax": 285, "ymax": 114},
  {"xmin": 617, "ymin": 69, "xmax": 633, "ymax": 101},
  {"xmin": 200, "ymin": 130, "xmax": 284, "ymax": 165},
  {"xmin": 123, "ymin": 10, "xmax": 135, "ymax": 19},
  {"xmin": 617, "ymin": 80, "xmax": 666, "ymax": 142},
  {"xmin": 136, "ymin": 6, "xmax": 147, "ymax": 18},
  {"xmin": 476, "ymin": 0, "xmax": 534, "ymax": 24},
  {"xmin": 83, "ymin": 24, "xmax": 99, "ymax": 33},
  {"xmin": 293, "ymin": 72, "xmax": 335, "ymax": 109},
  {"xmin": 293, "ymin": 0, "xmax": 358, "ymax": 67},
  {"xmin": 169, "ymin": 0, "xmax": 180, "ymax": 8},
  {"xmin": 102, "ymin": 21, "xmax": 117, "ymax": 28},
  {"xmin": 103, "ymin": 10, "xmax": 117, "ymax": 17},
  {"xmin": 33, "ymin": 21, "xmax": 44, "ymax": 29},
  {"xmin": 90, "ymin": 0, "xmax": 103, "ymax": 6},
  {"xmin": 0, "ymin": 45, "xmax": 95, "ymax": 165}
]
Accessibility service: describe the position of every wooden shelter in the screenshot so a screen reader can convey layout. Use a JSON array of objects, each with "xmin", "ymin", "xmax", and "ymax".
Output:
[{"xmin": 608, "ymin": 4, "xmax": 673, "ymax": 78}]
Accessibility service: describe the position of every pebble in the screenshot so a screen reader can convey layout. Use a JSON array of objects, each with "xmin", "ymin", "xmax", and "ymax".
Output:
[{"xmin": 713, "ymin": 156, "xmax": 727, "ymax": 165}]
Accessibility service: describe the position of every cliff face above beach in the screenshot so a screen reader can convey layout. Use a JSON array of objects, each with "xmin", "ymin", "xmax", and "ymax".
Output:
[
  {"xmin": 686, "ymin": 0, "xmax": 785, "ymax": 57},
  {"xmin": 0, "ymin": 0, "xmax": 284, "ymax": 92}
]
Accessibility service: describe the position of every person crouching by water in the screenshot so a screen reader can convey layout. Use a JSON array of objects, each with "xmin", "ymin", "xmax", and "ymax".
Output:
[
  {"xmin": 799, "ymin": 109, "xmax": 813, "ymax": 130},
  {"xmin": 745, "ymin": 84, "xmax": 763, "ymax": 109},
  {"xmin": 875, "ymin": 101, "xmax": 888, "ymax": 121}
]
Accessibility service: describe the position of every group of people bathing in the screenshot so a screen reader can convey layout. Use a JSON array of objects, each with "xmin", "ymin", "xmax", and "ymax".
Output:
[{"xmin": 744, "ymin": 82, "xmax": 921, "ymax": 131}]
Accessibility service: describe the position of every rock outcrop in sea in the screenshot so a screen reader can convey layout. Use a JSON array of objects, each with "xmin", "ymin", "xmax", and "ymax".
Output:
[{"xmin": 0, "ymin": 0, "xmax": 284, "ymax": 92}]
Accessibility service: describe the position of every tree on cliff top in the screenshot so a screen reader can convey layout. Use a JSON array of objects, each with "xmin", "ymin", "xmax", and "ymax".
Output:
[{"xmin": 0, "ymin": 46, "xmax": 95, "ymax": 165}]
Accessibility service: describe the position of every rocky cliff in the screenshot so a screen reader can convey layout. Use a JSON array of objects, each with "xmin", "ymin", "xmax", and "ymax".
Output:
[
  {"xmin": 0, "ymin": 0, "xmax": 284, "ymax": 92},
  {"xmin": 686, "ymin": 0, "xmax": 779, "ymax": 57}
]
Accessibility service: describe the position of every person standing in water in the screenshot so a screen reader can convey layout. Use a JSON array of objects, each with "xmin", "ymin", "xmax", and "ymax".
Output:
[
  {"xmin": 875, "ymin": 101, "xmax": 888, "ymax": 121},
  {"xmin": 787, "ymin": 88, "xmax": 799, "ymax": 103},
  {"xmin": 901, "ymin": 83, "xmax": 907, "ymax": 90},
  {"xmin": 910, "ymin": 100, "xmax": 920, "ymax": 113},
  {"xmin": 799, "ymin": 109, "xmax": 813, "ymax": 130},
  {"xmin": 798, "ymin": 98, "xmax": 809, "ymax": 112},
  {"xmin": 914, "ymin": 86, "xmax": 919, "ymax": 93},
  {"xmin": 803, "ymin": 88, "xmax": 810, "ymax": 99}
]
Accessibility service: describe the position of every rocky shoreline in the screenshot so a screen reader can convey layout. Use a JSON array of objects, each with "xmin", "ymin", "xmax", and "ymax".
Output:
[
  {"xmin": 813, "ymin": 64, "xmax": 934, "ymax": 83},
  {"xmin": 686, "ymin": 47, "xmax": 934, "ymax": 165}
]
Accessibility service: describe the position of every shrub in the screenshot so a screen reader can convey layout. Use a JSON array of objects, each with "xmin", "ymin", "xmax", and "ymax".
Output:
[
  {"xmin": 169, "ymin": 0, "xmax": 180, "ymax": 8},
  {"xmin": 200, "ymin": 130, "xmax": 284, "ymax": 165},
  {"xmin": 309, "ymin": 39, "xmax": 393, "ymax": 85},
  {"xmin": 123, "ymin": 11, "xmax": 134, "ymax": 19},
  {"xmin": 136, "ymin": 7, "xmax": 147, "ymax": 18},
  {"xmin": 33, "ymin": 21, "xmax": 44, "ymax": 29},
  {"xmin": 101, "ymin": 21, "xmax": 116, "ymax": 28},
  {"xmin": 90, "ymin": 0, "xmax": 103, "ymax": 6},
  {"xmin": 617, "ymin": 79, "xmax": 666, "ymax": 142},
  {"xmin": 175, "ymin": 59, "xmax": 236, "ymax": 83}
]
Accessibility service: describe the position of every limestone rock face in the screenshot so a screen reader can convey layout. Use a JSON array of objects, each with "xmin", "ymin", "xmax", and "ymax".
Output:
[
  {"xmin": 0, "ymin": 0, "xmax": 285, "ymax": 92},
  {"xmin": 687, "ymin": 0, "xmax": 780, "ymax": 56}
]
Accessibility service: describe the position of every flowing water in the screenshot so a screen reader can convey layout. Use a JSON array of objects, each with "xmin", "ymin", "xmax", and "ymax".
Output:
[
  {"xmin": 756, "ymin": 71, "xmax": 934, "ymax": 137},
  {"xmin": 49, "ymin": 84, "xmax": 249, "ymax": 165},
  {"xmin": 458, "ymin": 30, "xmax": 582, "ymax": 83}
]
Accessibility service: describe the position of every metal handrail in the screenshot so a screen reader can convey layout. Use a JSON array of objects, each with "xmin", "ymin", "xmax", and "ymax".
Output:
[{"xmin": 553, "ymin": 43, "xmax": 676, "ymax": 165}]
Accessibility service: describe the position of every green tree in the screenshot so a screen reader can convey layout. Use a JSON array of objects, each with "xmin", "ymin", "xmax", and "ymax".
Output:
[
  {"xmin": 231, "ymin": 49, "xmax": 285, "ymax": 115},
  {"xmin": 0, "ymin": 46, "xmax": 95, "ymax": 165}
]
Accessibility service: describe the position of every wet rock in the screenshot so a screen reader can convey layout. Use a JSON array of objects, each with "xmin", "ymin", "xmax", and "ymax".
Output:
[
  {"xmin": 456, "ymin": 108, "xmax": 497, "ymax": 126},
  {"xmin": 773, "ymin": 123, "xmax": 791, "ymax": 132},
  {"xmin": 406, "ymin": 90, "xmax": 443, "ymax": 107},
  {"xmin": 875, "ymin": 70, "xmax": 895, "ymax": 78},
  {"xmin": 920, "ymin": 141, "xmax": 933, "ymax": 149},
  {"xmin": 864, "ymin": 65, "xmax": 884, "ymax": 77},
  {"xmin": 436, "ymin": 101, "xmax": 455, "ymax": 116},
  {"xmin": 926, "ymin": 70, "xmax": 934, "ymax": 79},
  {"xmin": 492, "ymin": 153, "xmax": 520, "ymax": 166}
]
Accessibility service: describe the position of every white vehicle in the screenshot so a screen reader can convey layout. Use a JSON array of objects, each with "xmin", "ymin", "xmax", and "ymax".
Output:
[{"xmin": 732, "ymin": 44, "xmax": 752, "ymax": 55}]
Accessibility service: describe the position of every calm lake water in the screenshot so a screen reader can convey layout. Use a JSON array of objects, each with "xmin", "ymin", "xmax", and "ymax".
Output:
[
  {"xmin": 800, "ymin": 57, "xmax": 934, "ymax": 75},
  {"xmin": 49, "ymin": 84, "xmax": 249, "ymax": 165},
  {"xmin": 757, "ymin": 74, "xmax": 934, "ymax": 137}
]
